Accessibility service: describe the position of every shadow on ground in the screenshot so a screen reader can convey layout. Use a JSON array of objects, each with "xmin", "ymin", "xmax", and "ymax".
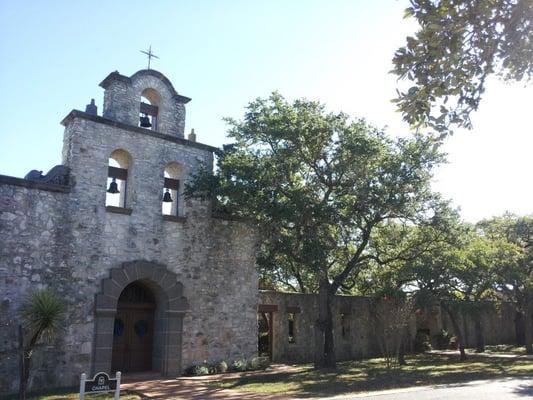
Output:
[{"xmin": 216, "ymin": 355, "xmax": 533, "ymax": 398}]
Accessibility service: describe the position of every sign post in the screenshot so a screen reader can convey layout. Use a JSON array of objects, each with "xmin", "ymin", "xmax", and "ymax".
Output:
[{"xmin": 79, "ymin": 371, "xmax": 121, "ymax": 399}]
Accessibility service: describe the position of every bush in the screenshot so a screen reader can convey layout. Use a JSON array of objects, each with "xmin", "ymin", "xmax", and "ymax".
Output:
[
  {"xmin": 247, "ymin": 356, "xmax": 270, "ymax": 371},
  {"xmin": 186, "ymin": 364, "xmax": 210, "ymax": 376},
  {"xmin": 186, "ymin": 357, "xmax": 268, "ymax": 375},
  {"xmin": 414, "ymin": 331, "xmax": 432, "ymax": 353},
  {"xmin": 434, "ymin": 329, "xmax": 455, "ymax": 350},
  {"xmin": 231, "ymin": 358, "xmax": 248, "ymax": 372},
  {"xmin": 214, "ymin": 360, "xmax": 228, "ymax": 374},
  {"xmin": 449, "ymin": 335, "xmax": 458, "ymax": 349}
]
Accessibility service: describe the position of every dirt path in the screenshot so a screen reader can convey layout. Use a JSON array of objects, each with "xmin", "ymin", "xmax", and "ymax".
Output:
[
  {"xmin": 122, "ymin": 365, "xmax": 300, "ymax": 399},
  {"xmin": 427, "ymin": 349, "xmax": 533, "ymax": 360}
]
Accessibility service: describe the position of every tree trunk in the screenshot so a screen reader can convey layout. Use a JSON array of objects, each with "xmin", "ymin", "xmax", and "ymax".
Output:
[
  {"xmin": 514, "ymin": 311, "xmax": 525, "ymax": 345},
  {"xmin": 524, "ymin": 301, "xmax": 533, "ymax": 355},
  {"xmin": 314, "ymin": 278, "xmax": 336, "ymax": 369},
  {"xmin": 398, "ymin": 327, "xmax": 407, "ymax": 366},
  {"xmin": 462, "ymin": 310, "xmax": 469, "ymax": 348},
  {"xmin": 445, "ymin": 306, "xmax": 467, "ymax": 361},
  {"xmin": 474, "ymin": 312, "xmax": 485, "ymax": 353}
]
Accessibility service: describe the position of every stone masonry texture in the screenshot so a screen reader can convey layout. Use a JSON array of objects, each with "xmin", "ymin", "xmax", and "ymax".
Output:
[
  {"xmin": 258, "ymin": 291, "xmax": 516, "ymax": 364},
  {"xmin": 0, "ymin": 69, "xmax": 257, "ymax": 394}
]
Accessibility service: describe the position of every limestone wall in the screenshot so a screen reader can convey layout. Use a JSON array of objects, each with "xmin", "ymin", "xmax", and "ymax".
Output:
[
  {"xmin": 258, "ymin": 291, "xmax": 517, "ymax": 364},
  {"xmin": 0, "ymin": 178, "xmax": 74, "ymax": 393},
  {"xmin": 0, "ymin": 112, "xmax": 258, "ymax": 394}
]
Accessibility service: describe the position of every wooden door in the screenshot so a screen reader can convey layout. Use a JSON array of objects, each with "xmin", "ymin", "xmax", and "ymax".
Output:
[
  {"xmin": 111, "ymin": 282, "xmax": 156, "ymax": 373},
  {"xmin": 111, "ymin": 306, "xmax": 155, "ymax": 372}
]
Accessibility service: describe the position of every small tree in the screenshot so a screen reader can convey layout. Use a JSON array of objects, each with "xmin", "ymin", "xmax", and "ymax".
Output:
[
  {"xmin": 371, "ymin": 294, "xmax": 416, "ymax": 369},
  {"xmin": 18, "ymin": 288, "xmax": 65, "ymax": 399}
]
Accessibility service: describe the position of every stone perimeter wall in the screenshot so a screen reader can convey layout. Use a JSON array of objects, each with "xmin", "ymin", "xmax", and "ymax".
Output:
[
  {"xmin": 0, "ymin": 180, "xmax": 72, "ymax": 393},
  {"xmin": 0, "ymin": 115, "xmax": 258, "ymax": 394},
  {"xmin": 259, "ymin": 291, "xmax": 517, "ymax": 364}
]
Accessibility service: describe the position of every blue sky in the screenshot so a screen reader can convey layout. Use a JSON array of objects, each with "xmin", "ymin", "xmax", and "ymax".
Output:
[{"xmin": 0, "ymin": 0, "xmax": 531, "ymax": 222}]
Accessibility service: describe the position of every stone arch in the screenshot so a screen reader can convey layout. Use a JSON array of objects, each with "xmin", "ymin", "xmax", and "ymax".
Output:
[
  {"xmin": 141, "ymin": 87, "xmax": 162, "ymax": 107},
  {"xmin": 93, "ymin": 260, "xmax": 188, "ymax": 375}
]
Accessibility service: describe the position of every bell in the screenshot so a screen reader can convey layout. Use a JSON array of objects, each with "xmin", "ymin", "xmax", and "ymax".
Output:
[
  {"xmin": 163, "ymin": 189, "xmax": 173, "ymax": 203},
  {"xmin": 107, "ymin": 178, "xmax": 120, "ymax": 194},
  {"xmin": 140, "ymin": 114, "xmax": 152, "ymax": 128}
]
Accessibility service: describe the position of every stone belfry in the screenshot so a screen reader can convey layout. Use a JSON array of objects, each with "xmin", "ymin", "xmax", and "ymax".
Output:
[
  {"xmin": 0, "ymin": 68, "xmax": 258, "ymax": 395},
  {"xmin": 99, "ymin": 69, "xmax": 191, "ymax": 137}
]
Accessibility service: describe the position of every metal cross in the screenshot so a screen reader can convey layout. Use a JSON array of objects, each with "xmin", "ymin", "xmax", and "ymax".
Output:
[{"xmin": 140, "ymin": 45, "xmax": 159, "ymax": 69}]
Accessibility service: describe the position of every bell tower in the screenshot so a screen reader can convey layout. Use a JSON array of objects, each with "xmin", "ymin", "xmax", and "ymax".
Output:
[{"xmin": 99, "ymin": 69, "xmax": 191, "ymax": 138}]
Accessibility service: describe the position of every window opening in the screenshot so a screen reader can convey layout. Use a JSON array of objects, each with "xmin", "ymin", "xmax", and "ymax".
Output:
[
  {"xmin": 288, "ymin": 313, "xmax": 296, "ymax": 344},
  {"xmin": 341, "ymin": 313, "xmax": 350, "ymax": 339}
]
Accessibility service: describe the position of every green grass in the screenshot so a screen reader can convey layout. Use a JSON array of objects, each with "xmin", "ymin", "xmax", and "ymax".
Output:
[
  {"xmin": 2, "ymin": 387, "xmax": 141, "ymax": 400},
  {"xmin": 214, "ymin": 354, "xmax": 533, "ymax": 397},
  {"xmin": 482, "ymin": 344, "xmax": 527, "ymax": 355}
]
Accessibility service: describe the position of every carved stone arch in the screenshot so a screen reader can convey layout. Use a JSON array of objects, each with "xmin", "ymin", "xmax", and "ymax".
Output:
[{"xmin": 93, "ymin": 260, "xmax": 188, "ymax": 375}]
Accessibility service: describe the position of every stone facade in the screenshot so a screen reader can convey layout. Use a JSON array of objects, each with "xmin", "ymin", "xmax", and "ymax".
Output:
[
  {"xmin": 0, "ymin": 69, "xmax": 258, "ymax": 394},
  {"xmin": 258, "ymin": 291, "xmax": 517, "ymax": 364}
]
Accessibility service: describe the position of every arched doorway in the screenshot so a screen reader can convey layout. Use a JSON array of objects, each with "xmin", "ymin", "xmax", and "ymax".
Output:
[
  {"xmin": 94, "ymin": 260, "xmax": 189, "ymax": 376},
  {"xmin": 111, "ymin": 282, "xmax": 155, "ymax": 372}
]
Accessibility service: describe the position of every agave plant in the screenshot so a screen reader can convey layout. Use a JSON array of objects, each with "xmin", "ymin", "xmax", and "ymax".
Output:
[{"xmin": 18, "ymin": 288, "xmax": 65, "ymax": 399}]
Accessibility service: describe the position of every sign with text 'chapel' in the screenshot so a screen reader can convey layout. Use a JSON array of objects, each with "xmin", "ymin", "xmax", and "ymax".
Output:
[{"xmin": 79, "ymin": 371, "xmax": 121, "ymax": 400}]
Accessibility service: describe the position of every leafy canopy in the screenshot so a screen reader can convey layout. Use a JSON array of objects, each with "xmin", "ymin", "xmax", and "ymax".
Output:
[
  {"xmin": 187, "ymin": 93, "xmax": 445, "ymax": 294},
  {"xmin": 393, "ymin": 0, "xmax": 532, "ymax": 134}
]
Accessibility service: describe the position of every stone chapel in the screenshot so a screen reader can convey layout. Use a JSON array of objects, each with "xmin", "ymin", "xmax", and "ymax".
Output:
[
  {"xmin": 0, "ymin": 69, "xmax": 258, "ymax": 392},
  {"xmin": 0, "ymin": 68, "xmax": 518, "ymax": 395}
]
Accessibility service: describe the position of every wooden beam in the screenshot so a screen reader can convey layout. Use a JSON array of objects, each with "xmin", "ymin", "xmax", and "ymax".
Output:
[
  {"xmin": 140, "ymin": 102, "xmax": 159, "ymax": 116},
  {"xmin": 258, "ymin": 304, "xmax": 278, "ymax": 313},
  {"xmin": 108, "ymin": 166, "xmax": 128, "ymax": 180},
  {"xmin": 164, "ymin": 178, "xmax": 180, "ymax": 190}
]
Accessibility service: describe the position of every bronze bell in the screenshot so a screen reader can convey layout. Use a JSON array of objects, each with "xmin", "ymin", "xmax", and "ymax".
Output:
[
  {"xmin": 140, "ymin": 114, "xmax": 152, "ymax": 128},
  {"xmin": 107, "ymin": 178, "xmax": 120, "ymax": 194},
  {"xmin": 163, "ymin": 189, "xmax": 173, "ymax": 202}
]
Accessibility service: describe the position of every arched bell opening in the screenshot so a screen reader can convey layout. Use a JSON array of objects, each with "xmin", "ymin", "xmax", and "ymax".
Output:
[
  {"xmin": 139, "ymin": 88, "xmax": 161, "ymax": 130},
  {"xmin": 162, "ymin": 162, "xmax": 184, "ymax": 217},
  {"xmin": 105, "ymin": 149, "xmax": 131, "ymax": 208}
]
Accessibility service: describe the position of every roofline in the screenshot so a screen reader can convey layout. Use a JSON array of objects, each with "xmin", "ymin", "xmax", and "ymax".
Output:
[
  {"xmin": 61, "ymin": 110, "xmax": 218, "ymax": 153},
  {"xmin": 99, "ymin": 69, "xmax": 191, "ymax": 104}
]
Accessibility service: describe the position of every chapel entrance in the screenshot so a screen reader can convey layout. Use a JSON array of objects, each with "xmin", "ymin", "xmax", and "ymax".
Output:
[{"xmin": 111, "ymin": 281, "xmax": 155, "ymax": 373}]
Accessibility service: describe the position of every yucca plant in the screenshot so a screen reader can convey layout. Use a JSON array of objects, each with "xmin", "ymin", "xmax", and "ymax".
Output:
[{"xmin": 18, "ymin": 288, "xmax": 65, "ymax": 399}]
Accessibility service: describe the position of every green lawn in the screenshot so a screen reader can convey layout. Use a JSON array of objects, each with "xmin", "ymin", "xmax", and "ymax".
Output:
[
  {"xmin": 482, "ymin": 344, "xmax": 527, "ymax": 355},
  {"xmin": 215, "ymin": 354, "xmax": 533, "ymax": 398},
  {"xmin": 3, "ymin": 388, "xmax": 141, "ymax": 400}
]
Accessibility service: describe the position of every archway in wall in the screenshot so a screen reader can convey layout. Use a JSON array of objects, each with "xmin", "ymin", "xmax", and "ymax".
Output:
[
  {"xmin": 111, "ymin": 281, "xmax": 156, "ymax": 372},
  {"xmin": 94, "ymin": 260, "xmax": 189, "ymax": 376}
]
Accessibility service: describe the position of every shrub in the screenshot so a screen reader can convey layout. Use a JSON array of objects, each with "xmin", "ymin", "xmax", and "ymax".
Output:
[
  {"xmin": 449, "ymin": 335, "xmax": 458, "ymax": 349},
  {"xmin": 247, "ymin": 356, "xmax": 270, "ymax": 371},
  {"xmin": 214, "ymin": 360, "xmax": 228, "ymax": 373},
  {"xmin": 231, "ymin": 358, "xmax": 248, "ymax": 372},
  {"xmin": 186, "ymin": 364, "xmax": 210, "ymax": 376},
  {"xmin": 414, "ymin": 331, "xmax": 432, "ymax": 353},
  {"xmin": 434, "ymin": 329, "xmax": 454, "ymax": 350}
]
